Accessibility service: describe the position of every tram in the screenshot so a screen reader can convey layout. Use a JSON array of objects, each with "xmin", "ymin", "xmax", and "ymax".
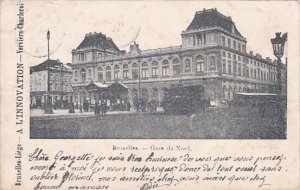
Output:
[{"xmin": 162, "ymin": 84, "xmax": 207, "ymax": 114}]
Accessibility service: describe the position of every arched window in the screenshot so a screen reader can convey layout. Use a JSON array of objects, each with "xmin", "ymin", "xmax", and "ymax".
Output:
[
  {"xmin": 209, "ymin": 56, "xmax": 216, "ymax": 70},
  {"xmin": 97, "ymin": 66, "xmax": 103, "ymax": 81},
  {"xmin": 141, "ymin": 62, "xmax": 149, "ymax": 78},
  {"xmin": 162, "ymin": 60, "xmax": 169, "ymax": 76},
  {"xmin": 195, "ymin": 55, "xmax": 205, "ymax": 73},
  {"xmin": 152, "ymin": 61, "xmax": 159, "ymax": 77},
  {"xmin": 114, "ymin": 65, "xmax": 120, "ymax": 80},
  {"xmin": 184, "ymin": 59, "xmax": 191, "ymax": 72},
  {"xmin": 106, "ymin": 66, "xmax": 111, "ymax": 81},
  {"xmin": 80, "ymin": 68, "xmax": 86, "ymax": 82},
  {"xmin": 132, "ymin": 88, "xmax": 138, "ymax": 100},
  {"xmin": 123, "ymin": 64, "xmax": 129, "ymax": 79},
  {"xmin": 152, "ymin": 88, "xmax": 159, "ymax": 100},
  {"xmin": 162, "ymin": 87, "xmax": 168, "ymax": 98},
  {"xmin": 141, "ymin": 88, "xmax": 148, "ymax": 102},
  {"xmin": 172, "ymin": 58, "xmax": 180, "ymax": 76},
  {"xmin": 142, "ymin": 62, "xmax": 148, "ymax": 67},
  {"xmin": 132, "ymin": 63, "xmax": 139, "ymax": 79}
]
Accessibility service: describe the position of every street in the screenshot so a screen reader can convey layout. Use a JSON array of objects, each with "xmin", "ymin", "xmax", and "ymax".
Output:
[{"xmin": 30, "ymin": 106, "xmax": 286, "ymax": 139}]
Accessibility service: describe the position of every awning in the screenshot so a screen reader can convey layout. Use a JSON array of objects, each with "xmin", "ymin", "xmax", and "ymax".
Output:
[
  {"xmin": 107, "ymin": 81, "xmax": 128, "ymax": 93},
  {"xmin": 84, "ymin": 81, "xmax": 128, "ymax": 94}
]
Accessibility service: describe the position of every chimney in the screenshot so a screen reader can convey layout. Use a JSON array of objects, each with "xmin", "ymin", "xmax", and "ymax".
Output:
[{"xmin": 249, "ymin": 51, "xmax": 253, "ymax": 55}]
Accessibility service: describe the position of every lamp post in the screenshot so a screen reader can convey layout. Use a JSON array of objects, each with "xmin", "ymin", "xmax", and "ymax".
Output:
[
  {"xmin": 271, "ymin": 32, "xmax": 287, "ymax": 94},
  {"xmin": 271, "ymin": 32, "xmax": 287, "ymax": 138},
  {"xmin": 44, "ymin": 30, "xmax": 53, "ymax": 114}
]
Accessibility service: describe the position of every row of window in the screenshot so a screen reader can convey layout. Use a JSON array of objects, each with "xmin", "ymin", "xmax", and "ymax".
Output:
[
  {"xmin": 221, "ymin": 36, "xmax": 246, "ymax": 52},
  {"xmin": 49, "ymin": 74, "xmax": 71, "ymax": 82},
  {"xmin": 30, "ymin": 83, "xmax": 72, "ymax": 92},
  {"xmin": 222, "ymin": 60, "xmax": 277, "ymax": 82},
  {"xmin": 74, "ymin": 56, "xmax": 216, "ymax": 82},
  {"xmin": 31, "ymin": 73, "xmax": 46, "ymax": 81},
  {"xmin": 222, "ymin": 51, "xmax": 276, "ymax": 70}
]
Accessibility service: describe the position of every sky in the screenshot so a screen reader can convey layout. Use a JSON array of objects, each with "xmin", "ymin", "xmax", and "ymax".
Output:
[{"xmin": 14, "ymin": 1, "xmax": 296, "ymax": 66}]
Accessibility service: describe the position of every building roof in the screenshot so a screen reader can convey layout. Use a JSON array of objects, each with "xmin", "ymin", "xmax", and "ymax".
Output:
[
  {"xmin": 30, "ymin": 59, "xmax": 71, "ymax": 73},
  {"xmin": 186, "ymin": 8, "xmax": 244, "ymax": 38},
  {"xmin": 76, "ymin": 32, "xmax": 120, "ymax": 53}
]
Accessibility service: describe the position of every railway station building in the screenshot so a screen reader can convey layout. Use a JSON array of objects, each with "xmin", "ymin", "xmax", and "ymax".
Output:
[{"xmin": 70, "ymin": 8, "xmax": 281, "ymax": 110}]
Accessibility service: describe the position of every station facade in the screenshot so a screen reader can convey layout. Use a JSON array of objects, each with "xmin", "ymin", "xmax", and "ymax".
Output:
[{"xmin": 70, "ymin": 8, "xmax": 280, "ymax": 110}]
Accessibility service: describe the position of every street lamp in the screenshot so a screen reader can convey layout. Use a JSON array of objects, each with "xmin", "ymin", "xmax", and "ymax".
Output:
[
  {"xmin": 271, "ymin": 32, "xmax": 287, "ymax": 94},
  {"xmin": 44, "ymin": 29, "xmax": 53, "ymax": 114},
  {"xmin": 271, "ymin": 32, "xmax": 287, "ymax": 139}
]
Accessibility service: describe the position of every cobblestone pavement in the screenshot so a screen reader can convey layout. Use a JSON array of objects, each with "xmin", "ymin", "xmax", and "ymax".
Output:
[{"xmin": 30, "ymin": 106, "xmax": 286, "ymax": 139}]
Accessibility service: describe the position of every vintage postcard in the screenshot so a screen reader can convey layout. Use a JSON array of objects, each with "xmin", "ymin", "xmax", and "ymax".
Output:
[{"xmin": 0, "ymin": 0, "xmax": 299, "ymax": 189}]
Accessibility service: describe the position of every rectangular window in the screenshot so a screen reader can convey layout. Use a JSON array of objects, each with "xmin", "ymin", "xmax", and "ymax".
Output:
[
  {"xmin": 228, "ymin": 53, "xmax": 231, "ymax": 59},
  {"xmin": 185, "ymin": 60, "xmax": 191, "ymax": 73},
  {"xmin": 222, "ymin": 36, "xmax": 225, "ymax": 46},
  {"xmin": 152, "ymin": 67, "xmax": 158, "ymax": 77},
  {"xmin": 80, "ymin": 52, "xmax": 85, "ymax": 61},
  {"xmin": 222, "ymin": 51, "xmax": 226, "ymax": 57},
  {"xmin": 222, "ymin": 59, "xmax": 226, "ymax": 74},
  {"xmin": 132, "ymin": 70, "xmax": 139, "ymax": 79},
  {"xmin": 228, "ymin": 61, "xmax": 232, "ymax": 74},
  {"xmin": 106, "ymin": 71, "xmax": 111, "ymax": 81},
  {"xmin": 98, "ymin": 73, "xmax": 103, "ymax": 81},
  {"xmin": 233, "ymin": 41, "xmax": 237, "ymax": 50},
  {"xmin": 227, "ymin": 39, "xmax": 231, "ymax": 48},
  {"xmin": 141, "ymin": 69, "xmax": 149, "ymax": 78},
  {"xmin": 162, "ymin": 66, "xmax": 170, "ymax": 76},
  {"xmin": 123, "ymin": 70, "xmax": 128, "ymax": 78},
  {"xmin": 173, "ymin": 65, "xmax": 180, "ymax": 76},
  {"xmin": 242, "ymin": 44, "xmax": 246, "ymax": 52},
  {"xmin": 114, "ymin": 71, "xmax": 120, "ymax": 80},
  {"xmin": 233, "ymin": 62, "xmax": 237, "ymax": 75}
]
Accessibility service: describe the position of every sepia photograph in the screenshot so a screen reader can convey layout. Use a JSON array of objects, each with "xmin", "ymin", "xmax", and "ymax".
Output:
[
  {"xmin": 1, "ymin": 1, "xmax": 299, "ymax": 190},
  {"xmin": 28, "ymin": 2, "xmax": 288, "ymax": 139}
]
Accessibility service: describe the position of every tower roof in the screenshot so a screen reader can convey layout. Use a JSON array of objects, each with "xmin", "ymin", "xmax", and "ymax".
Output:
[
  {"xmin": 76, "ymin": 32, "xmax": 120, "ymax": 53},
  {"xmin": 186, "ymin": 8, "xmax": 244, "ymax": 38}
]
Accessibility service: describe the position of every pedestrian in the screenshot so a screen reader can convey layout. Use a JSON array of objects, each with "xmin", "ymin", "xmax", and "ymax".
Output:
[
  {"xmin": 94, "ymin": 101, "xmax": 99, "ymax": 115},
  {"xmin": 103, "ymin": 102, "xmax": 107, "ymax": 116},
  {"xmin": 69, "ymin": 101, "xmax": 75, "ymax": 113},
  {"xmin": 126, "ymin": 101, "xmax": 131, "ymax": 111},
  {"xmin": 100, "ymin": 102, "xmax": 104, "ymax": 116}
]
